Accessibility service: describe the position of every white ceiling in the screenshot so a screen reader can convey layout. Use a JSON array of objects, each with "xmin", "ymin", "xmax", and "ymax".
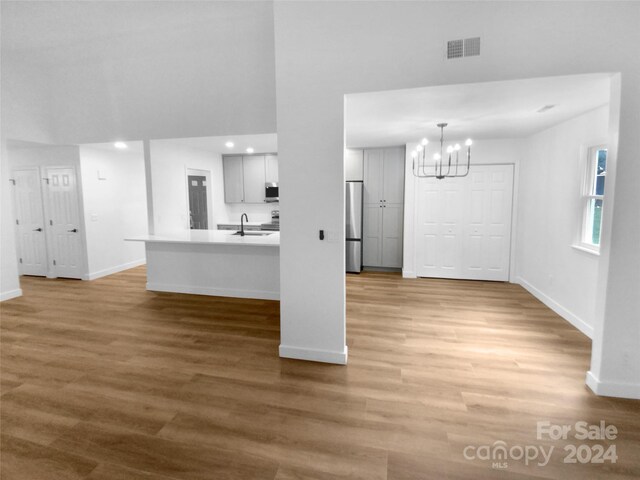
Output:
[
  {"xmin": 81, "ymin": 141, "xmax": 145, "ymax": 155},
  {"xmin": 1, "ymin": 1, "xmax": 274, "ymax": 66},
  {"xmin": 345, "ymin": 74, "xmax": 611, "ymax": 148},
  {"xmin": 153, "ymin": 133, "xmax": 278, "ymax": 155},
  {"xmin": 81, "ymin": 133, "xmax": 277, "ymax": 156}
]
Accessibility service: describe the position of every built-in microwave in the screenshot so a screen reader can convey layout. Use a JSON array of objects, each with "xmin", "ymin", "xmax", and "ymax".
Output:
[{"xmin": 265, "ymin": 183, "xmax": 279, "ymax": 203}]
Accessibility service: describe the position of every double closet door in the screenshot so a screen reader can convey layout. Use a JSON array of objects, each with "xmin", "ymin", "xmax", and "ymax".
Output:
[
  {"xmin": 12, "ymin": 166, "xmax": 84, "ymax": 279},
  {"xmin": 416, "ymin": 164, "xmax": 514, "ymax": 281},
  {"xmin": 363, "ymin": 147, "xmax": 405, "ymax": 268}
]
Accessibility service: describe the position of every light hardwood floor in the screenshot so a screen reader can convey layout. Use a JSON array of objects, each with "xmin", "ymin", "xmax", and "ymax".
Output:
[{"xmin": 1, "ymin": 267, "xmax": 638, "ymax": 479}]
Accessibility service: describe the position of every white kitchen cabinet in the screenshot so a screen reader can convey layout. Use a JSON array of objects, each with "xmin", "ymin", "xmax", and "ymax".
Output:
[
  {"xmin": 382, "ymin": 147, "xmax": 405, "ymax": 204},
  {"xmin": 363, "ymin": 204, "xmax": 383, "ymax": 266},
  {"xmin": 363, "ymin": 149, "xmax": 384, "ymax": 204},
  {"xmin": 362, "ymin": 146, "xmax": 405, "ymax": 268},
  {"xmin": 223, "ymin": 156, "xmax": 244, "ymax": 203},
  {"xmin": 381, "ymin": 204, "xmax": 403, "ymax": 267},
  {"xmin": 265, "ymin": 154, "xmax": 279, "ymax": 183},
  {"xmin": 223, "ymin": 154, "xmax": 278, "ymax": 204},
  {"xmin": 243, "ymin": 155, "xmax": 266, "ymax": 203}
]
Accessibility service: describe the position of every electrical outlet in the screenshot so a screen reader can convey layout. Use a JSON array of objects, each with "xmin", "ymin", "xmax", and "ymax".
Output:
[{"xmin": 90, "ymin": 213, "xmax": 98, "ymax": 222}]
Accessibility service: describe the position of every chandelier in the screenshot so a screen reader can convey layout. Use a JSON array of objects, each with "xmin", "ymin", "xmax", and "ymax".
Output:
[{"xmin": 411, "ymin": 123, "xmax": 472, "ymax": 179}]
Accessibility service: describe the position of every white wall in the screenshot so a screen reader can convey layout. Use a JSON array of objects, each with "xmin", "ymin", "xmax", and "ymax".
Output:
[
  {"xmin": 516, "ymin": 106, "xmax": 609, "ymax": 337},
  {"xmin": 1, "ymin": 57, "xmax": 55, "ymax": 300},
  {"xmin": 588, "ymin": 75, "xmax": 640, "ymax": 399},
  {"xmin": 344, "ymin": 149, "xmax": 363, "ymax": 181},
  {"xmin": 149, "ymin": 142, "xmax": 221, "ymax": 234},
  {"xmin": 403, "ymin": 137, "xmax": 523, "ymax": 279},
  {"xmin": 224, "ymin": 202, "xmax": 276, "ymax": 225},
  {"xmin": 1, "ymin": 141, "xmax": 22, "ymax": 300},
  {"xmin": 150, "ymin": 141, "xmax": 276, "ymax": 232},
  {"xmin": 0, "ymin": 60, "xmax": 54, "ymax": 145},
  {"xmin": 273, "ymin": 0, "xmax": 640, "ymax": 398},
  {"xmin": 78, "ymin": 146, "xmax": 148, "ymax": 279},
  {"xmin": 22, "ymin": 2, "xmax": 277, "ymax": 145}
]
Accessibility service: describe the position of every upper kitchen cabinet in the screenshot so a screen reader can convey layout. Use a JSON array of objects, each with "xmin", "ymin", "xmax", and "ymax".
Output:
[
  {"xmin": 363, "ymin": 149, "xmax": 384, "ymax": 204},
  {"xmin": 243, "ymin": 155, "xmax": 266, "ymax": 203},
  {"xmin": 223, "ymin": 155, "xmax": 244, "ymax": 203},
  {"xmin": 265, "ymin": 154, "xmax": 278, "ymax": 183},
  {"xmin": 382, "ymin": 147, "xmax": 405, "ymax": 204},
  {"xmin": 223, "ymin": 154, "xmax": 278, "ymax": 203},
  {"xmin": 364, "ymin": 147, "xmax": 404, "ymax": 204}
]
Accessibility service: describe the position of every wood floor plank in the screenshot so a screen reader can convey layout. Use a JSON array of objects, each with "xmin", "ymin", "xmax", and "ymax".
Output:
[
  {"xmin": 0, "ymin": 434, "xmax": 98, "ymax": 480},
  {"xmin": 1, "ymin": 267, "xmax": 638, "ymax": 479}
]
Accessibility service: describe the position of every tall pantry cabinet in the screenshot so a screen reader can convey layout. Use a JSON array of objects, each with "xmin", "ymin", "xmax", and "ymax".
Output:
[{"xmin": 363, "ymin": 146, "xmax": 405, "ymax": 268}]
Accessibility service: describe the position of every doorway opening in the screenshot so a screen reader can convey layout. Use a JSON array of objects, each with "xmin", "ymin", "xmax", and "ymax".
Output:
[
  {"xmin": 186, "ymin": 168, "xmax": 211, "ymax": 230},
  {"xmin": 343, "ymin": 72, "xmax": 619, "ymax": 381}
]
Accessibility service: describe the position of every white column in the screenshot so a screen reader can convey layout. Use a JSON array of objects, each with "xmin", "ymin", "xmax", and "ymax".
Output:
[
  {"xmin": 587, "ymin": 75, "xmax": 640, "ymax": 399},
  {"xmin": 143, "ymin": 139, "xmax": 155, "ymax": 235}
]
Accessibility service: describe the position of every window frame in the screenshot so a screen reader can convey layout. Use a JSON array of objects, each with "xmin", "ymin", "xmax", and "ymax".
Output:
[{"xmin": 576, "ymin": 144, "xmax": 607, "ymax": 254}]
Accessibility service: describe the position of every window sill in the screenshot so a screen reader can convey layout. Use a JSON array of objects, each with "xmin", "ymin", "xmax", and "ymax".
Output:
[{"xmin": 571, "ymin": 243, "xmax": 600, "ymax": 256}]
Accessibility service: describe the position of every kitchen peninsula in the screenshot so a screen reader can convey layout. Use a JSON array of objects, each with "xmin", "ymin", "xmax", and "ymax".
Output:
[{"xmin": 127, "ymin": 230, "xmax": 279, "ymax": 300}]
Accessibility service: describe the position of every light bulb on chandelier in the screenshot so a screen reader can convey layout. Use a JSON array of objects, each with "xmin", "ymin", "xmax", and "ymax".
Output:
[{"xmin": 412, "ymin": 123, "xmax": 472, "ymax": 179}]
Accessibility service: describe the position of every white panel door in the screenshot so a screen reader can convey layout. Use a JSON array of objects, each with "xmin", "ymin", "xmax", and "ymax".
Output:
[
  {"xmin": 242, "ymin": 155, "xmax": 266, "ymax": 203},
  {"xmin": 416, "ymin": 165, "xmax": 513, "ymax": 281},
  {"xmin": 416, "ymin": 177, "xmax": 465, "ymax": 278},
  {"xmin": 45, "ymin": 167, "xmax": 84, "ymax": 279},
  {"xmin": 223, "ymin": 156, "xmax": 244, "ymax": 203},
  {"xmin": 12, "ymin": 168, "xmax": 47, "ymax": 276},
  {"xmin": 461, "ymin": 166, "xmax": 514, "ymax": 281}
]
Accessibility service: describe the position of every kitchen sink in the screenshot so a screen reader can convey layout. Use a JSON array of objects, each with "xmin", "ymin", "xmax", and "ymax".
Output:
[{"xmin": 232, "ymin": 231, "xmax": 274, "ymax": 236}]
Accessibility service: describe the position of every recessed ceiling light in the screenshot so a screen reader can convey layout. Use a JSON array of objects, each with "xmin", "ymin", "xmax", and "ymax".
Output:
[
  {"xmin": 225, "ymin": 141, "xmax": 234, "ymax": 148},
  {"xmin": 537, "ymin": 105, "xmax": 556, "ymax": 113},
  {"xmin": 114, "ymin": 142, "xmax": 127, "ymax": 149},
  {"xmin": 246, "ymin": 147, "xmax": 254, "ymax": 154}
]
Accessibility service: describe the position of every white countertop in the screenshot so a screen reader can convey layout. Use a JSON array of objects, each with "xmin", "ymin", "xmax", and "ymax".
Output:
[
  {"xmin": 216, "ymin": 221, "xmax": 264, "ymax": 226},
  {"xmin": 126, "ymin": 229, "xmax": 280, "ymax": 247}
]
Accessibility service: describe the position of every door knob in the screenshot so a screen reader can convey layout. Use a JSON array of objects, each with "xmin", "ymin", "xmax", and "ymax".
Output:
[
  {"xmin": 33, "ymin": 227, "xmax": 42, "ymax": 232},
  {"xmin": 68, "ymin": 228, "xmax": 78, "ymax": 233}
]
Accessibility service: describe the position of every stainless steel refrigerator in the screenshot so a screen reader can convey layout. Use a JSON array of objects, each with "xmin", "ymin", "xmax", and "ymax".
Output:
[{"xmin": 345, "ymin": 181, "xmax": 363, "ymax": 273}]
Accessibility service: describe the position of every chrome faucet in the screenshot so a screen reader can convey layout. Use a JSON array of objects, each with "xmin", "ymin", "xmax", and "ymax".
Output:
[{"xmin": 240, "ymin": 213, "xmax": 248, "ymax": 236}]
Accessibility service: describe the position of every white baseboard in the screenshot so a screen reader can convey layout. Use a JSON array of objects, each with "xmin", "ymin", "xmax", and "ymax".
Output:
[
  {"xmin": 402, "ymin": 270, "xmax": 417, "ymax": 279},
  {"xmin": 85, "ymin": 259, "xmax": 146, "ymax": 280},
  {"xmin": 517, "ymin": 276, "xmax": 594, "ymax": 338},
  {"xmin": 0, "ymin": 288, "xmax": 23, "ymax": 302},
  {"xmin": 147, "ymin": 282, "xmax": 279, "ymax": 301},
  {"xmin": 586, "ymin": 371, "xmax": 640, "ymax": 399},
  {"xmin": 279, "ymin": 344, "xmax": 348, "ymax": 365}
]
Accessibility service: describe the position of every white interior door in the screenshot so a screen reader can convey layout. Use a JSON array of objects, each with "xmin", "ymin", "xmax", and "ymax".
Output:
[
  {"xmin": 12, "ymin": 168, "xmax": 48, "ymax": 276},
  {"xmin": 45, "ymin": 166, "xmax": 84, "ymax": 279},
  {"xmin": 416, "ymin": 165, "xmax": 514, "ymax": 281}
]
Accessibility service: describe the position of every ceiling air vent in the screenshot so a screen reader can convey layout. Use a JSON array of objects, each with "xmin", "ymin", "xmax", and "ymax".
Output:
[{"xmin": 447, "ymin": 37, "xmax": 481, "ymax": 59}]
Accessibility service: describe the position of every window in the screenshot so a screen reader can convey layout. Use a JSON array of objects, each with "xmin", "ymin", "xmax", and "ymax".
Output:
[{"xmin": 580, "ymin": 145, "xmax": 607, "ymax": 251}]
